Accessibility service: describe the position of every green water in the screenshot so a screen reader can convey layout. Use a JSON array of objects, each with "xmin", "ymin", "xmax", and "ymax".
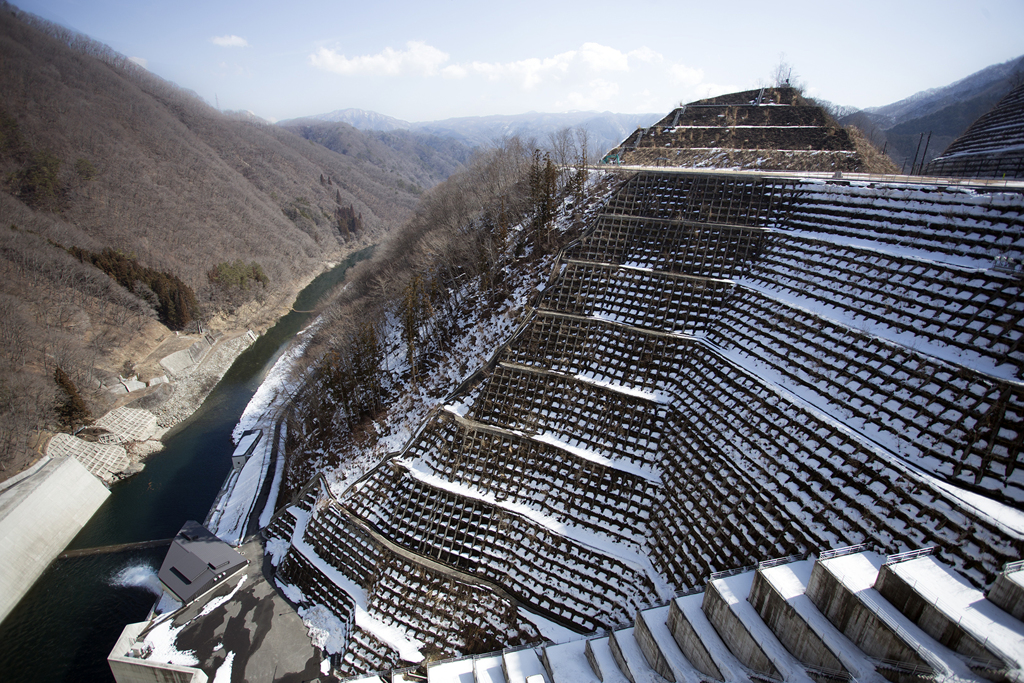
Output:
[{"xmin": 0, "ymin": 246, "xmax": 371, "ymax": 682}]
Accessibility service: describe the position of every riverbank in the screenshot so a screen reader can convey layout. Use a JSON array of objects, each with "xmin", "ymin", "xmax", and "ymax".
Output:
[{"xmin": 0, "ymin": 246, "xmax": 375, "ymax": 683}]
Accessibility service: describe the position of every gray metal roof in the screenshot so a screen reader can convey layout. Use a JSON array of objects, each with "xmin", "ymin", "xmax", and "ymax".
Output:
[{"xmin": 158, "ymin": 520, "xmax": 247, "ymax": 603}]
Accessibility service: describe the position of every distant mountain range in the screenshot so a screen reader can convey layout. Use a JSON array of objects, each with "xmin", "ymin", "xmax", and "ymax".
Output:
[
  {"xmin": 281, "ymin": 109, "xmax": 663, "ymax": 158},
  {"xmin": 293, "ymin": 53, "xmax": 1024, "ymax": 173},
  {"xmin": 840, "ymin": 55, "xmax": 1024, "ymax": 172}
]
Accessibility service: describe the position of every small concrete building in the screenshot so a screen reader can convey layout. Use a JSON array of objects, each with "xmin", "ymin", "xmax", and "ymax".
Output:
[
  {"xmin": 158, "ymin": 521, "xmax": 247, "ymax": 604},
  {"xmin": 230, "ymin": 429, "xmax": 262, "ymax": 470}
]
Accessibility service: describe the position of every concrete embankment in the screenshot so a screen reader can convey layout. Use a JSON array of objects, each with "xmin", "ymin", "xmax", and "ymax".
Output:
[{"xmin": 0, "ymin": 456, "xmax": 110, "ymax": 624}]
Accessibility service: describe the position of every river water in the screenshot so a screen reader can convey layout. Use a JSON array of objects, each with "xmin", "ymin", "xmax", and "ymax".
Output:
[{"xmin": 0, "ymin": 246, "xmax": 371, "ymax": 682}]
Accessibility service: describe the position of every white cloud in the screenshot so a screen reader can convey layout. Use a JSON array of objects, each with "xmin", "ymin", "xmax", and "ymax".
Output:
[
  {"xmin": 670, "ymin": 64, "xmax": 704, "ymax": 86},
  {"xmin": 441, "ymin": 64, "xmax": 468, "ymax": 79},
  {"xmin": 557, "ymin": 79, "xmax": 621, "ymax": 110},
  {"xmin": 212, "ymin": 35, "xmax": 248, "ymax": 48},
  {"xmin": 578, "ymin": 43, "xmax": 629, "ymax": 71},
  {"xmin": 128, "ymin": 56, "xmax": 148, "ymax": 69},
  {"xmin": 628, "ymin": 47, "xmax": 662, "ymax": 64},
  {"xmin": 310, "ymin": 41, "xmax": 450, "ymax": 76},
  {"xmin": 467, "ymin": 51, "xmax": 575, "ymax": 89}
]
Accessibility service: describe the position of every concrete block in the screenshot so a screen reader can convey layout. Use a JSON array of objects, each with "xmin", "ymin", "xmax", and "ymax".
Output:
[
  {"xmin": 666, "ymin": 597, "xmax": 723, "ymax": 680},
  {"xmin": 702, "ymin": 580, "xmax": 781, "ymax": 678},
  {"xmin": 988, "ymin": 569, "xmax": 1024, "ymax": 622},
  {"xmin": 108, "ymin": 622, "xmax": 208, "ymax": 683},
  {"xmin": 585, "ymin": 636, "xmax": 630, "ymax": 683},
  {"xmin": 876, "ymin": 564, "xmax": 996, "ymax": 662},
  {"xmin": 749, "ymin": 568, "xmax": 847, "ymax": 672},
  {"xmin": 807, "ymin": 559, "xmax": 928, "ymax": 668}
]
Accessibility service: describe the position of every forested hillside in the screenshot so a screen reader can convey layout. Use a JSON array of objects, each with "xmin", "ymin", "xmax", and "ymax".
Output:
[
  {"xmin": 841, "ymin": 55, "xmax": 1024, "ymax": 172},
  {"xmin": 275, "ymin": 132, "xmax": 595, "ymax": 503},
  {"xmin": 279, "ymin": 120, "xmax": 474, "ymax": 196},
  {"xmin": 0, "ymin": 2, "xmax": 435, "ymax": 474}
]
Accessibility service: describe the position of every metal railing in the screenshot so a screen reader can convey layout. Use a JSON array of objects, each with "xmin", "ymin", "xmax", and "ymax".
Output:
[
  {"xmin": 708, "ymin": 564, "xmax": 757, "ymax": 582},
  {"xmin": 882, "ymin": 547, "xmax": 936, "ymax": 566},
  {"xmin": 869, "ymin": 656, "xmax": 935, "ymax": 678},
  {"xmin": 817, "ymin": 543, "xmax": 871, "ymax": 561},
  {"xmin": 591, "ymin": 164, "xmax": 1024, "ymax": 191},
  {"xmin": 758, "ymin": 553, "xmax": 809, "ymax": 570},
  {"xmin": 804, "ymin": 664, "xmax": 856, "ymax": 682},
  {"xmin": 1002, "ymin": 558, "xmax": 1024, "ymax": 574}
]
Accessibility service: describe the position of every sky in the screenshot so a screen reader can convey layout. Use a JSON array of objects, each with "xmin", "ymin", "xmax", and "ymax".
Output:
[{"xmin": 11, "ymin": 0, "xmax": 1024, "ymax": 123}]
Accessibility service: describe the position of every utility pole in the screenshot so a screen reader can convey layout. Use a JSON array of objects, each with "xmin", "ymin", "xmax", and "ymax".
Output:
[
  {"xmin": 917, "ymin": 132, "xmax": 933, "ymax": 175},
  {"xmin": 909, "ymin": 133, "xmax": 924, "ymax": 175}
]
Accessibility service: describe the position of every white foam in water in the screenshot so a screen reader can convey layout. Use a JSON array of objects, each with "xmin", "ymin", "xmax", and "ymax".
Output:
[{"xmin": 111, "ymin": 562, "xmax": 163, "ymax": 597}]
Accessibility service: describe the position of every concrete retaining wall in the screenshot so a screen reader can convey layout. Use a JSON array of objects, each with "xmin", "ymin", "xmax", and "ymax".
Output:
[
  {"xmin": 875, "ymin": 564, "xmax": 999, "ymax": 662},
  {"xmin": 806, "ymin": 561, "xmax": 928, "ymax": 668},
  {"xmin": 701, "ymin": 581, "xmax": 780, "ymax": 677},
  {"xmin": 635, "ymin": 609, "xmax": 675, "ymax": 681},
  {"xmin": 987, "ymin": 571, "xmax": 1024, "ymax": 621},
  {"xmin": 159, "ymin": 337, "xmax": 212, "ymax": 377},
  {"xmin": 666, "ymin": 599, "xmax": 723, "ymax": 680},
  {"xmin": 748, "ymin": 570, "xmax": 848, "ymax": 673},
  {"xmin": 0, "ymin": 457, "xmax": 109, "ymax": 623},
  {"xmin": 108, "ymin": 622, "xmax": 208, "ymax": 683}
]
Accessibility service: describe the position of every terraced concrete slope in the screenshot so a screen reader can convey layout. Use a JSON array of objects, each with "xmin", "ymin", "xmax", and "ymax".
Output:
[
  {"xmin": 416, "ymin": 548, "xmax": 1024, "ymax": 683},
  {"xmin": 266, "ymin": 170, "xmax": 1024, "ymax": 677},
  {"xmin": 926, "ymin": 80, "xmax": 1024, "ymax": 179},
  {"xmin": 603, "ymin": 87, "xmax": 895, "ymax": 173}
]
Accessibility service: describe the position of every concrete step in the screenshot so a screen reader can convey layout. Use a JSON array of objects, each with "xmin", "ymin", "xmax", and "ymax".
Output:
[
  {"xmin": 754, "ymin": 559, "xmax": 887, "ymax": 682},
  {"xmin": 634, "ymin": 604, "xmax": 703, "ymax": 682},
  {"xmin": 542, "ymin": 639, "xmax": 601, "ymax": 682},
  {"xmin": 988, "ymin": 562, "xmax": 1024, "ymax": 622},
  {"xmin": 878, "ymin": 554, "xmax": 1024, "ymax": 672},
  {"xmin": 474, "ymin": 654, "xmax": 507, "ymax": 683},
  {"xmin": 427, "ymin": 657, "xmax": 474, "ymax": 682},
  {"xmin": 706, "ymin": 571, "xmax": 814, "ymax": 683},
  {"xmin": 609, "ymin": 627, "xmax": 665, "ymax": 683},
  {"xmin": 503, "ymin": 647, "xmax": 549, "ymax": 683},
  {"xmin": 395, "ymin": 673, "xmax": 427, "ymax": 683},
  {"xmin": 809, "ymin": 550, "xmax": 985, "ymax": 682},
  {"xmin": 584, "ymin": 636, "xmax": 631, "ymax": 683},
  {"xmin": 669, "ymin": 593, "xmax": 749, "ymax": 682}
]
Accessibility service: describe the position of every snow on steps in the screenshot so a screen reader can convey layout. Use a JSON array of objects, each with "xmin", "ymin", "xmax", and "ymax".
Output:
[
  {"xmin": 705, "ymin": 571, "xmax": 814, "ymax": 682},
  {"xmin": 809, "ymin": 551, "xmax": 989, "ymax": 681},
  {"xmin": 402, "ymin": 550, "xmax": 1024, "ymax": 683},
  {"xmin": 878, "ymin": 554, "xmax": 1024, "ymax": 672},
  {"xmin": 752, "ymin": 560, "xmax": 884, "ymax": 682},
  {"xmin": 293, "ymin": 171, "xmax": 1024, "ymax": 679}
]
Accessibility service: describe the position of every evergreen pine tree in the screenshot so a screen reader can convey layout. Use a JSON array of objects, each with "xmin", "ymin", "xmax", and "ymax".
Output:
[{"xmin": 54, "ymin": 367, "xmax": 91, "ymax": 431}]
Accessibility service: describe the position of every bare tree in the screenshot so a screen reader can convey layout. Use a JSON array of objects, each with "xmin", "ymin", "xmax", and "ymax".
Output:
[{"xmin": 770, "ymin": 54, "xmax": 804, "ymax": 92}]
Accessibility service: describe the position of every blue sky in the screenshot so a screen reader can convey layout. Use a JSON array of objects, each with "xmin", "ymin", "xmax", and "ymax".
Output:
[{"xmin": 13, "ymin": 0, "xmax": 1024, "ymax": 122}]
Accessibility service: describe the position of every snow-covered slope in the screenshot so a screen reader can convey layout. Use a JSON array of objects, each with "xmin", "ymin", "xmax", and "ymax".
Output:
[{"xmin": 265, "ymin": 169, "xmax": 1024, "ymax": 677}]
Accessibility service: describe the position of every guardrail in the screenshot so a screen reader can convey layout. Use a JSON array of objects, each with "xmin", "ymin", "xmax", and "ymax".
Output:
[
  {"xmin": 804, "ymin": 664, "xmax": 856, "ymax": 682},
  {"xmin": 882, "ymin": 547, "xmax": 936, "ymax": 566},
  {"xmin": 818, "ymin": 543, "xmax": 870, "ymax": 561},
  {"xmin": 758, "ymin": 553, "xmax": 809, "ymax": 570},
  {"xmin": 708, "ymin": 564, "xmax": 757, "ymax": 582},
  {"xmin": 869, "ymin": 657, "xmax": 935, "ymax": 678},
  {"xmin": 1002, "ymin": 558, "xmax": 1024, "ymax": 574}
]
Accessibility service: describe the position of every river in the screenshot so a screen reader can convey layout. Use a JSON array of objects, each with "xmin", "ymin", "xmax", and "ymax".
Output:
[{"xmin": 0, "ymin": 246, "xmax": 372, "ymax": 682}]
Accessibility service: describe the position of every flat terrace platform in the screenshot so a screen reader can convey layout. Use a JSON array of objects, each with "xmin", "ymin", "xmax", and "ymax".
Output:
[{"xmin": 592, "ymin": 165, "xmax": 1024, "ymax": 190}]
